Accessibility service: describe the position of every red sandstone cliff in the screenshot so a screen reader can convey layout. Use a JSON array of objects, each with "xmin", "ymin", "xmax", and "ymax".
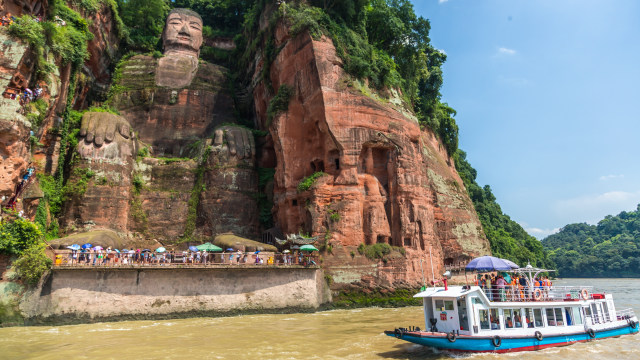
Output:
[{"xmin": 251, "ymin": 22, "xmax": 490, "ymax": 288}]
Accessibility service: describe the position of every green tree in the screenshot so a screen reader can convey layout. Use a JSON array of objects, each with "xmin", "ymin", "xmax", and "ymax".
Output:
[
  {"xmin": 12, "ymin": 244, "xmax": 52, "ymax": 285},
  {"xmin": 0, "ymin": 217, "xmax": 43, "ymax": 255},
  {"xmin": 118, "ymin": 0, "xmax": 170, "ymax": 52}
]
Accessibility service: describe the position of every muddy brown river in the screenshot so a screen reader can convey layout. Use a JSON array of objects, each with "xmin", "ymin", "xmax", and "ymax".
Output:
[{"xmin": 1, "ymin": 278, "xmax": 638, "ymax": 359}]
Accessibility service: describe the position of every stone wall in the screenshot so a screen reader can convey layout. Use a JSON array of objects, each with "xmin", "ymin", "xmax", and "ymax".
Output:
[{"xmin": 20, "ymin": 267, "xmax": 329, "ymax": 323}]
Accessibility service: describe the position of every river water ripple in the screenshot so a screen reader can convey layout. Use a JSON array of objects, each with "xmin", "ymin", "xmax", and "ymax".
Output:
[{"xmin": 0, "ymin": 278, "xmax": 638, "ymax": 359}]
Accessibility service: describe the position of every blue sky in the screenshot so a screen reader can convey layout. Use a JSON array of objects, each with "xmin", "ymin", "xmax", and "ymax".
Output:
[{"xmin": 412, "ymin": 0, "xmax": 640, "ymax": 238}]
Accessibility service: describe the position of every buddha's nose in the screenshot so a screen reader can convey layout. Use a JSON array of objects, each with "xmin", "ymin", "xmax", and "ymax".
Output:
[{"xmin": 179, "ymin": 23, "xmax": 190, "ymax": 36}]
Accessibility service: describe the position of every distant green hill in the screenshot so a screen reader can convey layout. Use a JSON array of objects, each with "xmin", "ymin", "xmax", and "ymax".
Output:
[{"xmin": 541, "ymin": 204, "xmax": 640, "ymax": 278}]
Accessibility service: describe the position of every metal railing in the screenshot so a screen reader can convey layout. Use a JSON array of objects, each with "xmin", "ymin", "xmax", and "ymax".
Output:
[
  {"xmin": 51, "ymin": 250, "xmax": 319, "ymax": 268},
  {"xmin": 616, "ymin": 308, "xmax": 636, "ymax": 320},
  {"xmin": 480, "ymin": 285, "xmax": 596, "ymax": 302}
]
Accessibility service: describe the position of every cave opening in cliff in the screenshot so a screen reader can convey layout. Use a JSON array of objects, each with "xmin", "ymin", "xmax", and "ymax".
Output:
[{"xmin": 310, "ymin": 159, "xmax": 324, "ymax": 173}]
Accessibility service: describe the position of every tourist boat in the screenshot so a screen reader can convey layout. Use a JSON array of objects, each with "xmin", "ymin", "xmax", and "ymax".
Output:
[{"xmin": 385, "ymin": 264, "xmax": 639, "ymax": 353}]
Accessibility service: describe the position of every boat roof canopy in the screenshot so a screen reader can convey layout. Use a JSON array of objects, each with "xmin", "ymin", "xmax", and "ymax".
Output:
[{"xmin": 414, "ymin": 286, "xmax": 480, "ymax": 298}]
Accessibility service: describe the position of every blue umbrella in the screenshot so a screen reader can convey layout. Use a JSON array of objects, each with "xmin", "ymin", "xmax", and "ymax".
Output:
[
  {"xmin": 81, "ymin": 243, "xmax": 92, "ymax": 249},
  {"xmin": 465, "ymin": 256, "xmax": 516, "ymax": 272},
  {"xmin": 121, "ymin": 249, "xmax": 129, "ymax": 253},
  {"xmin": 189, "ymin": 246, "xmax": 198, "ymax": 252},
  {"xmin": 114, "ymin": 249, "xmax": 121, "ymax": 253},
  {"xmin": 156, "ymin": 247, "xmax": 166, "ymax": 253},
  {"xmin": 67, "ymin": 244, "xmax": 81, "ymax": 250},
  {"xmin": 254, "ymin": 250, "xmax": 261, "ymax": 254},
  {"xmin": 226, "ymin": 248, "xmax": 234, "ymax": 252},
  {"xmin": 501, "ymin": 259, "xmax": 519, "ymax": 269}
]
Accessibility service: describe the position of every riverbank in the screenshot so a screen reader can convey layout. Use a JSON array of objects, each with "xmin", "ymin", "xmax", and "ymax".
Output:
[{"xmin": 0, "ymin": 265, "xmax": 436, "ymax": 327}]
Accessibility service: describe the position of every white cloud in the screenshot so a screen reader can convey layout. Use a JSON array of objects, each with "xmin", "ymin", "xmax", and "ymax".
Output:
[
  {"xmin": 498, "ymin": 47, "xmax": 517, "ymax": 55},
  {"xmin": 525, "ymin": 227, "xmax": 560, "ymax": 239},
  {"xmin": 439, "ymin": 0, "xmax": 449, "ymax": 3},
  {"xmin": 599, "ymin": 174, "xmax": 624, "ymax": 181},
  {"xmin": 553, "ymin": 190, "xmax": 640, "ymax": 224}
]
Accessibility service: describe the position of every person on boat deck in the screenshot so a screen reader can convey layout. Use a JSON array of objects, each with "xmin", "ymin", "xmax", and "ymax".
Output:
[
  {"xmin": 485, "ymin": 274, "xmax": 492, "ymax": 301},
  {"xmin": 543, "ymin": 276, "xmax": 552, "ymax": 299},
  {"xmin": 506, "ymin": 317, "xmax": 513, "ymax": 328},
  {"xmin": 519, "ymin": 275, "xmax": 529, "ymax": 299},
  {"xmin": 496, "ymin": 275, "xmax": 507, "ymax": 301}
]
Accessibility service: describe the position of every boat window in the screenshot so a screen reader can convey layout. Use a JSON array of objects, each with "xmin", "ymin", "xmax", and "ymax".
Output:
[
  {"xmin": 479, "ymin": 309, "xmax": 490, "ymax": 330},
  {"xmin": 525, "ymin": 308, "xmax": 535, "ymax": 328},
  {"xmin": 546, "ymin": 308, "xmax": 556, "ymax": 326},
  {"xmin": 534, "ymin": 308, "xmax": 543, "ymax": 327},
  {"xmin": 490, "ymin": 309, "xmax": 500, "ymax": 330},
  {"xmin": 591, "ymin": 303, "xmax": 600, "ymax": 324},
  {"xmin": 554, "ymin": 308, "xmax": 564, "ymax": 326},
  {"xmin": 602, "ymin": 302, "xmax": 610, "ymax": 322},
  {"xmin": 513, "ymin": 309, "xmax": 523, "ymax": 328},
  {"xmin": 565, "ymin": 307, "xmax": 573, "ymax": 326},
  {"xmin": 472, "ymin": 297, "xmax": 483, "ymax": 305},
  {"xmin": 504, "ymin": 309, "xmax": 513, "ymax": 328},
  {"xmin": 444, "ymin": 301, "xmax": 454, "ymax": 311},
  {"xmin": 457, "ymin": 298, "xmax": 469, "ymax": 331},
  {"xmin": 572, "ymin": 307, "xmax": 583, "ymax": 325},
  {"xmin": 435, "ymin": 300, "xmax": 445, "ymax": 311}
]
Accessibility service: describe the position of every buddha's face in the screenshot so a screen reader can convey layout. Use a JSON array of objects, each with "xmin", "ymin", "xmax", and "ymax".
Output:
[{"xmin": 163, "ymin": 11, "xmax": 203, "ymax": 56}]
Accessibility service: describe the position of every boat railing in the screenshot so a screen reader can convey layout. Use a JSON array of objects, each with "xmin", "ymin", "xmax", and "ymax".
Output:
[
  {"xmin": 481, "ymin": 285, "xmax": 596, "ymax": 302},
  {"xmin": 616, "ymin": 308, "xmax": 636, "ymax": 320}
]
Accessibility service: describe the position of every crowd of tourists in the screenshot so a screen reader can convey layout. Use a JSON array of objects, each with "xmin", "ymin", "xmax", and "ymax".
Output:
[
  {"xmin": 54, "ymin": 248, "xmax": 317, "ymax": 267},
  {"xmin": 477, "ymin": 273, "xmax": 553, "ymax": 302}
]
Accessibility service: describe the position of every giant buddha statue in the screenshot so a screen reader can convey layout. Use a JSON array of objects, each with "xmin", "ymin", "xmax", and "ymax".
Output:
[
  {"xmin": 61, "ymin": 9, "xmax": 260, "ymax": 243},
  {"xmin": 109, "ymin": 8, "xmax": 235, "ymax": 157}
]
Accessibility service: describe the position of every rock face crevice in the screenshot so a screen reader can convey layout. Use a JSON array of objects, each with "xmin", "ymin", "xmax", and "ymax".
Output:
[{"xmin": 251, "ymin": 24, "xmax": 490, "ymax": 287}]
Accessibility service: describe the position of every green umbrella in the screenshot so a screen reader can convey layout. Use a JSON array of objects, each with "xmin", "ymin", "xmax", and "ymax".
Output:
[
  {"xmin": 196, "ymin": 242, "xmax": 223, "ymax": 252},
  {"xmin": 299, "ymin": 244, "xmax": 319, "ymax": 252}
]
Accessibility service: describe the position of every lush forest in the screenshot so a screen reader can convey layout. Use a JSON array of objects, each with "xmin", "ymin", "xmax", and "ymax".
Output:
[
  {"xmin": 454, "ymin": 152, "xmax": 553, "ymax": 269},
  {"xmin": 542, "ymin": 205, "xmax": 640, "ymax": 278}
]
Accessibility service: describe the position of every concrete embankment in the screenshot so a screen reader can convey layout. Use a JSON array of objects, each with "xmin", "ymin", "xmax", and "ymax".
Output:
[{"xmin": 18, "ymin": 266, "xmax": 330, "ymax": 325}]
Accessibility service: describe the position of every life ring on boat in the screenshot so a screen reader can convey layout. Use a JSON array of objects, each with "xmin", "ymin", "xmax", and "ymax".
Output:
[
  {"xmin": 447, "ymin": 331, "xmax": 457, "ymax": 342},
  {"xmin": 492, "ymin": 335, "xmax": 502, "ymax": 347},
  {"xmin": 629, "ymin": 320, "xmax": 638, "ymax": 329},
  {"xmin": 581, "ymin": 289, "xmax": 589, "ymax": 300},
  {"xmin": 587, "ymin": 328, "xmax": 596, "ymax": 338},
  {"xmin": 534, "ymin": 331, "xmax": 543, "ymax": 341},
  {"xmin": 533, "ymin": 288, "xmax": 543, "ymax": 301},
  {"xmin": 394, "ymin": 328, "xmax": 404, "ymax": 339}
]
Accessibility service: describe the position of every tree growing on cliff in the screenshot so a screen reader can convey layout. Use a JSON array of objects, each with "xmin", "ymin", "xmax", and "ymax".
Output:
[
  {"xmin": 117, "ymin": 0, "xmax": 170, "ymax": 52},
  {"xmin": 0, "ymin": 216, "xmax": 52, "ymax": 286}
]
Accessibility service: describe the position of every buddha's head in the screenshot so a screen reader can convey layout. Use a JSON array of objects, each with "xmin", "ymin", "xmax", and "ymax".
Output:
[{"xmin": 162, "ymin": 8, "xmax": 203, "ymax": 57}]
